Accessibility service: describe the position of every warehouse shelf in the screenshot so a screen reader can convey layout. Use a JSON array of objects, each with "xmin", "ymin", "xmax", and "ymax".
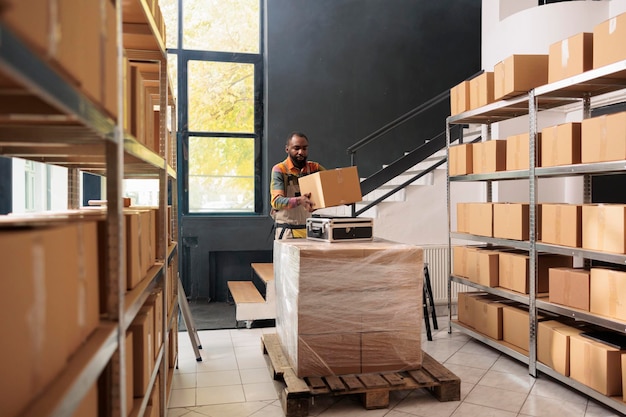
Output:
[
  {"xmin": 449, "ymin": 59, "xmax": 626, "ymax": 125},
  {"xmin": 451, "ymin": 232, "xmax": 531, "ymax": 251},
  {"xmin": 447, "ymin": 54, "xmax": 626, "ymax": 414},
  {"xmin": 450, "ymin": 169, "xmax": 529, "ymax": 182},
  {"xmin": 535, "ymin": 299, "xmax": 626, "ymax": 334},
  {"xmin": 535, "ymin": 160, "xmax": 626, "ymax": 178},
  {"xmin": 450, "ymin": 321, "xmax": 530, "ymax": 364},
  {"xmin": 129, "ymin": 340, "xmax": 166, "ymax": 417},
  {"xmin": 122, "ymin": 0, "xmax": 167, "ymax": 55},
  {"xmin": 535, "ymin": 242, "xmax": 626, "ymax": 265},
  {"xmin": 124, "ymin": 264, "xmax": 163, "ymax": 330},
  {"xmin": 536, "ymin": 363, "xmax": 626, "ymax": 415},
  {"xmin": 0, "ymin": 1, "xmax": 178, "ymax": 415},
  {"xmin": 451, "ymin": 275, "xmax": 531, "ymax": 305},
  {"xmin": 0, "ymin": 23, "xmax": 116, "ymax": 141},
  {"xmin": 20, "ymin": 322, "xmax": 118, "ymax": 417}
]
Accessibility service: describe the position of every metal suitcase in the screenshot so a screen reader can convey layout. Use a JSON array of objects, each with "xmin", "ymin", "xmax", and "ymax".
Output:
[{"xmin": 305, "ymin": 216, "xmax": 374, "ymax": 242}]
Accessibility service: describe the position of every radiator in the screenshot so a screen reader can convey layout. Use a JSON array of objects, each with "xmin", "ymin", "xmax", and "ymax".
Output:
[{"xmin": 422, "ymin": 245, "xmax": 472, "ymax": 304}]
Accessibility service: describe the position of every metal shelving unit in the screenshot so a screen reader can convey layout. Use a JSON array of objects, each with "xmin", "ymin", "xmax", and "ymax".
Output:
[
  {"xmin": 0, "ymin": 0, "xmax": 178, "ymax": 416},
  {"xmin": 446, "ymin": 58, "xmax": 626, "ymax": 415}
]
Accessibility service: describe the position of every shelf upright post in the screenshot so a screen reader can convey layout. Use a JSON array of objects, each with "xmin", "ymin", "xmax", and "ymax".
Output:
[
  {"xmin": 159, "ymin": 55, "xmax": 169, "ymax": 417},
  {"xmin": 528, "ymin": 88, "xmax": 538, "ymax": 377},
  {"xmin": 446, "ymin": 117, "xmax": 452, "ymax": 333},
  {"xmin": 484, "ymin": 123, "xmax": 493, "ymax": 204},
  {"xmin": 582, "ymin": 93, "xmax": 592, "ymax": 270},
  {"xmin": 67, "ymin": 168, "xmax": 81, "ymax": 209},
  {"xmin": 109, "ymin": 0, "xmax": 127, "ymax": 415}
]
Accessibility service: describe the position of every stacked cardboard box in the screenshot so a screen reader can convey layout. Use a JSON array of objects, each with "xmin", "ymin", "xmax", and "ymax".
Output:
[
  {"xmin": 450, "ymin": 81, "xmax": 470, "ymax": 116},
  {"xmin": 505, "ymin": 133, "xmax": 541, "ymax": 171},
  {"xmin": 548, "ymin": 32, "xmax": 593, "ymax": 83},
  {"xmin": 449, "ymin": 143, "xmax": 473, "ymax": 176},
  {"xmin": 593, "ymin": 12, "xmax": 626, "ymax": 69},
  {"xmin": 581, "ymin": 112, "xmax": 626, "ymax": 164},
  {"xmin": 541, "ymin": 122, "xmax": 581, "ymax": 167},
  {"xmin": 0, "ymin": 221, "xmax": 100, "ymax": 417},
  {"xmin": 274, "ymin": 239, "xmax": 423, "ymax": 377},
  {"xmin": 537, "ymin": 320, "xmax": 585, "ymax": 376},
  {"xmin": 549, "ymin": 268, "xmax": 590, "ymax": 311},
  {"xmin": 472, "ymin": 140, "xmax": 506, "ymax": 174},
  {"xmin": 541, "ymin": 204, "xmax": 581, "ymax": 247},
  {"xmin": 582, "ymin": 204, "xmax": 626, "ymax": 253},
  {"xmin": 494, "ymin": 55, "xmax": 549, "ymax": 100},
  {"xmin": 498, "ymin": 251, "xmax": 572, "ymax": 294}
]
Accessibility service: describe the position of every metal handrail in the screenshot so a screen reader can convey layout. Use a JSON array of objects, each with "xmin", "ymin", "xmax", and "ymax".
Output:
[{"xmin": 347, "ymin": 89, "xmax": 450, "ymax": 162}]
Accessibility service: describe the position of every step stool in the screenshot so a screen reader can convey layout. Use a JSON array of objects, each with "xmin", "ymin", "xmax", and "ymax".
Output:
[{"xmin": 227, "ymin": 263, "xmax": 276, "ymax": 328}]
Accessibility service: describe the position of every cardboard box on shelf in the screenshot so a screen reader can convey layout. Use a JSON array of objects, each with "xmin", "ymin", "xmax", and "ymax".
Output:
[
  {"xmin": 0, "ymin": 223, "xmax": 102, "ymax": 417},
  {"xmin": 581, "ymin": 112, "xmax": 626, "ymax": 164},
  {"xmin": 494, "ymin": 54, "xmax": 549, "ymax": 101},
  {"xmin": 593, "ymin": 12, "xmax": 626, "ymax": 69},
  {"xmin": 298, "ymin": 166, "xmax": 362, "ymax": 209},
  {"xmin": 126, "ymin": 331, "xmax": 134, "ymax": 415},
  {"xmin": 472, "ymin": 297, "xmax": 505, "ymax": 340},
  {"xmin": 467, "ymin": 202, "xmax": 493, "ymax": 237},
  {"xmin": 505, "ymin": 132, "xmax": 541, "ymax": 171},
  {"xmin": 466, "ymin": 247, "xmax": 499, "ymax": 287},
  {"xmin": 590, "ymin": 268, "xmax": 626, "ymax": 321},
  {"xmin": 449, "ymin": 143, "xmax": 473, "ymax": 176},
  {"xmin": 472, "ymin": 140, "xmax": 506, "ymax": 174},
  {"xmin": 457, "ymin": 292, "xmax": 475, "ymax": 327},
  {"xmin": 456, "ymin": 203, "xmax": 470, "ymax": 234},
  {"xmin": 498, "ymin": 251, "xmax": 573, "ymax": 294},
  {"xmin": 103, "ymin": 0, "xmax": 118, "ymax": 119},
  {"xmin": 130, "ymin": 306, "xmax": 154, "ymax": 397},
  {"xmin": 1, "ymin": 0, "xmax": 50, "ymax": 55},
  {"xmin": 537, "ymin": 320, "xmax": 585, "ymax": 377},
  {"xmin": 541, "ymin": 203, "xmax": 581, "ymax": 247},
  {"xmin": 582, "ymin": 204, "xmax": 626, "ymax": 253},
  {"xmin": 549, "ymin": 32, "xmax": 593, "ymax": 83},
  {"xmin": 453, "ymin": 245, "xmax": 469, "ymax": 277},
  {"xmin": 493, "ymin": 203, "xmax": 532, "ymax": 241},
  {"xmin": 502, "ymin": 305, "xmax": 530, "ymax": 352},
  {"xmin": 469, "ymin": 71, "xmax": 495, "ymax": 110},
  {"xmin": 570, "ymin": 333, "xmax": 625, "ymax": 396},
  {"xmin": 450, "ymin": 80, "xmax": 470, "ymax": 115},
  {"xmin": 549, "ymin": 268, "xmax": 590, "ymax": 311},
  {"xmin": 541, "ymin": 122, "xmax": 582, "ymax": 167}
]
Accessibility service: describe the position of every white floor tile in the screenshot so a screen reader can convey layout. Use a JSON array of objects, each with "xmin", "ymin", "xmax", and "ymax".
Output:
[
  {"xmin": 476, "ymin": 369, "xmax": 536, "ymax": 394},
  {"xmin": 196, "ymin": 355, "xmax": 239, "ymax": 372},
  {"xmin": 197, "ymin": 369, "xmax": 242, "ymax": 387},
  {"xmin": 239, "ymin": 368, "xmax": 273, "ymax": 384},
  {"xmin": 451, "ymin": 402, "xmax": 517, "ymax": 417},
  {"xmin": 172, "ymin": 373, "xmax": 197, "ymax": 389},
  {"xmin": 169, "ymin": 388, "xmax": 196, "ymax": 408},
  {"xmin": 191, "ymin": 401, "xmax": 267, "ymax": 417},
  {"xmin": 196, "ymin": 385, "xmax": 246, "ymax": 406},
  {"xmin": 463, "ymin": 384, "xmax": 527, "ymax": 413},
  {"xmin": 520, "ymin": 393, "xmax": 587, "ymax": 417},
  {"xmin": 242, "ymin": 382, "xmax": 279, "ymax": 401}
]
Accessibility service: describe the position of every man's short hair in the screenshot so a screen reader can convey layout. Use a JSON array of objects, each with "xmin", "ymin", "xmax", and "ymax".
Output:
[{"xmin": 286, "ymin": 131, "xmax": 308, "ymax": 146}]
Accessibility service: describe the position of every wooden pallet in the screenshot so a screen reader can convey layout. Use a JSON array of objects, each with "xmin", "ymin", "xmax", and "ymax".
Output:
[{"xmin": 261, "ymin": 333, "xmax": 460, "ymax": 417}]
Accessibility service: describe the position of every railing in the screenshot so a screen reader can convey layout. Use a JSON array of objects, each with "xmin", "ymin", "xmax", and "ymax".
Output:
[{"xmin": 353, "ymin": 131, "xmax": 481, "ymax": 216}]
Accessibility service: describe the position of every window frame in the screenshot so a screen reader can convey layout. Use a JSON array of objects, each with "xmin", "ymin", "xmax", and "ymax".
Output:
[{"xmin": 170, "ymin": 0, "xmax": 265, "ymax": 216}]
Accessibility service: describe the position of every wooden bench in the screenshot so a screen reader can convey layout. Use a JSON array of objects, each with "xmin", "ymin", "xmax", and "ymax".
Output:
[{"xmin": 227, "ymin": 263, "xmax": 276, "ymax": 328}]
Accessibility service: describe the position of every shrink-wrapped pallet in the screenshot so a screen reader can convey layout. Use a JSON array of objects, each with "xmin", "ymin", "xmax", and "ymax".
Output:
[{"xmin": 274, "ymin": 239, "xmax": 423, "ymax": 377}]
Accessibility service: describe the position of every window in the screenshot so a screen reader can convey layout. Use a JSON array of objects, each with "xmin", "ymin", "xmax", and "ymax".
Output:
[{"xmin": 163, "ymin": 0, "xmax": 263, "ymax": 214}]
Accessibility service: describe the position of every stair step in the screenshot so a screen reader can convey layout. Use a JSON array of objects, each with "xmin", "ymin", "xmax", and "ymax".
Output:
[
  {"xmin": 251, "ymin": 263, "xmax": 274, "ymax": 284},
  {"xmin": 228, "ymin": 281, "xmax": 265, "ymax": 303}
]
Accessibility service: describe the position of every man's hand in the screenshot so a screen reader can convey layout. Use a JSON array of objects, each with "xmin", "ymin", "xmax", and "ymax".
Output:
[{"xmin": 297, "ymin": 193, "xmax": 315, "ymax": 212}]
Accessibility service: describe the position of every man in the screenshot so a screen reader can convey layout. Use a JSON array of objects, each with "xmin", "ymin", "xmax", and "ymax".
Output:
[{"xmin": 270, "ymin": 131, "xmax": 325, "ymax": 238}]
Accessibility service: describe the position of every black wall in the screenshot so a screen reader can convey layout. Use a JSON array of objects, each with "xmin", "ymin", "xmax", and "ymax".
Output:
[
  {"xmin": 180, "ymin": 1, "xmax": 482, "ymax": 301},
  {"xmin": 266, "ymin": 0, "xmax": 482, "ymax": 177},
  {"xmin": 0, "ymin": 157, "xmax": 11, "ymax": 215}
]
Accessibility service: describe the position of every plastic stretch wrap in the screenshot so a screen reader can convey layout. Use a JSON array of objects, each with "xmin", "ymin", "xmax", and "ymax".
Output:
[{"xmin": 274, "ymin": 238, "xmax": 424, "ymax": 377}]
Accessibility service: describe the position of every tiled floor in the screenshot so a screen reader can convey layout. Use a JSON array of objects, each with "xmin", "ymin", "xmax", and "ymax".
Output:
[{"xmin": 167, "ymin": 316, "xmax": 623, "ymax": 417}]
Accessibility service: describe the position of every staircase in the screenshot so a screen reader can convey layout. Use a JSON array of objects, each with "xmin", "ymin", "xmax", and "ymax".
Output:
[{"xmin": 227, "ymin": 263, "xmax": 275, "ymax": 328}]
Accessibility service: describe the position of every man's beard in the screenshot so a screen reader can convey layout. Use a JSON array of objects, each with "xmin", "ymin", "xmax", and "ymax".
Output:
[{"xmin": 290, "ymin": 154, "xmax": 307, "ymax": 169}]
